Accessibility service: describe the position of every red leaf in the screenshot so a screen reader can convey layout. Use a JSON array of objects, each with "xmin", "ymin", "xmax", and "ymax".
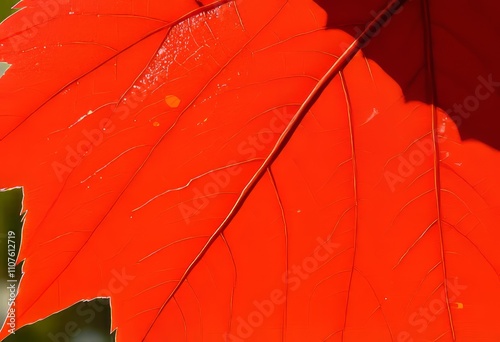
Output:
[{"xmin": 1, "ymin": 0, "xmax": 499, "ymax": 341}]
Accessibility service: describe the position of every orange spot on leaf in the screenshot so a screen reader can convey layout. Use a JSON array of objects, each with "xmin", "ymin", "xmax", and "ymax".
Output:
[{"xmin": 165, "ymin": 95, "xmax": 181, "ymax": 108}]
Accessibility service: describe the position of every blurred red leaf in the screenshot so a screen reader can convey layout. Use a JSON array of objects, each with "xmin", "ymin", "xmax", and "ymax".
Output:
[{"xmin": 1, "ymin": 0, "xmax": 499, "ymax": 341}]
